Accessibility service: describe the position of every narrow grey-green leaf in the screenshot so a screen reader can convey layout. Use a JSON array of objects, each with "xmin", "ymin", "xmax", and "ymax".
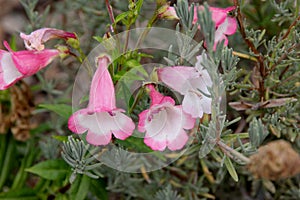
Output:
[{"xmin": 224, "ymin": 156, "xmax": 239, "ymax": 182}]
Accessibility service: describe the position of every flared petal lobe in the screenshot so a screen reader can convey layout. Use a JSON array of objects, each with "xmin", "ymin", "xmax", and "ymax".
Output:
[
  {"xmin": 68, "ymin": 55, "xmax": 135, "ymax": 146},
  {"xmin": 69, "ymin": 110, "xmax": 135, "ymax": 146},
  {"xmin": 20, "ymin": 28, "xmax": 77, "ymax": 51}
]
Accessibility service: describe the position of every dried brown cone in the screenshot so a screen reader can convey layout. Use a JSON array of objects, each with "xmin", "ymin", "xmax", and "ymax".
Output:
[
  {"xmin": 9, "ymin": 82, "xmax": 35, "ymax": 141},
  {"xmin": 0, "ymin": 103, "xmax": 11, "ymax": 134},
  {"xmin": 247, "ymin": 140, "xmax": 300, "ymax": 180}
]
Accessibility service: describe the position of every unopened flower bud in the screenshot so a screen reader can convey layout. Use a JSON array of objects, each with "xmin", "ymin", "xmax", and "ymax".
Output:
[{"xmin": 158, "ymin": 5, "xmax": 179, "ymax": 20}]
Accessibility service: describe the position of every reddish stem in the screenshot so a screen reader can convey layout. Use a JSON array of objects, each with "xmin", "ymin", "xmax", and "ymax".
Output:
[
  {"xmin": 105, "ymin": 0, "xmax": 115, "ymax": 32},
  {"xmin": 233, "ymin": 0, "xmax": 266, "ymax": 100}
]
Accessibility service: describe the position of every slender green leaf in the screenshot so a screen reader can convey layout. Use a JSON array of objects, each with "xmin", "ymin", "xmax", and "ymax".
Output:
[
  {"xmin": 69, "ymin": 175, "xmax": 90, "ymax": 200},
  {"xmin": 89, "ymin": 179, "xmax": 108, "ymax": 200},
  {"xmin": 38, "ymin": 104, "xmax": 72, "ymax": 119},
  {"xmin": 25, "ymin": 159, "xmax": 69, "ymax": 180},
  {"xmin": 0, "ymin": 188, "xmax": 38, "ymax": 200},
  {"xmin": 115, "ymin": 11, "xmax": 130, "ymax": 24}
]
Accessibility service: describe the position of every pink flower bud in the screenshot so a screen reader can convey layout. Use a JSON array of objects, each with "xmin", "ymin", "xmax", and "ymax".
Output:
[{"xmin": 20, "ymin": 28, "xmax": 77, "ymax": 51}]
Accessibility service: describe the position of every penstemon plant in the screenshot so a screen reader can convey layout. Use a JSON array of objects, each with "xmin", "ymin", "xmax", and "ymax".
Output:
[{"xmin": 0, "ymin": 0, "xmax": 299, "ymax": 199}]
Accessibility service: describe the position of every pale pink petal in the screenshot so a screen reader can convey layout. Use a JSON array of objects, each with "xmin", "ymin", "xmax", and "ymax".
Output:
[
  {"xmin": 88, "ymin": 55, "xmax": 116, "ymax": 112},
  {"xmin": 190, "ymin": 76, "xmax": 211, "ymax": 95},
  {"xmin": 86, "ymin": 130, "xmax": 112, "ymax": 146},
  {"xmin": 144, "ymin": 132, "xmax": 167, "ymax": 151},
  {"xmin": 68, "ymin": 110, "xmax": 88, "ymax": 134},
  {"xmin": 73, "ymin": 110, "xmax": 134, "ymax": 144},
  {"xmin": 147, "ymin": 84, "xmax": 175, "ymax": 106},
  {"xmin": 195, "ymin": 54, "xmax": 206, "ymax": 71},
  {"xmin": 163, "ymin": 106, "xmax": 190, "ymax": 150},
  {"xmin": 176, "ymin": 105, "xmax": 196, "ymax": 129},
  {"xmin": 145, "ymin": 105, "xmax": 188, "ymax": 151},
  {"xmin": 74, "ymin": 112, "xmax": 113, "ymax": 145},
  {"xmin": 201, "ymin": 96, "xmax": 212, "ymax": 114},
  {"xmin": 167, "ymin": 129, "xmax": 188, "ymax": 151},
  {"xmin": 0, "ymin": 51, "xmax": 23, "ymax": 90},
  {"xmin": 214, "ymin": 30, "xmax": 228, "ymax": 48},
  {"xmin": 138, "ymin": 109, "xmax": 149, "ymax": 132},
  {"xmin": 213, "ymin": 16, "xmax": 237, "ymax": 48},
  {"xmin": 182, "ymin": 92, "xmax": 204, "ymax": 118},
  {"xmin": 144, "ymin": 108, "xmax": 168, "ymax": 138},
  {"xmin": 111, "ymin": 111, "xmax": 135, "ymax": 139},
  {"xmin": 158, "ymin": 67, "xmax": 198, "ymax": 94},
  {"xmin": 20, "ymin": 28, "xmax": 76, "ymax": 51},
  {"xmin": 223, "ymin": 17, "xmax": 237, "ymax": 35},
  {"xmin": 215, "ymin": 18, "xmax": 233, "ymax": 38},
  {"xmin": 112, "ymin": 130, "xmax": 131, "ymax": 140},
  {"xmin": 194, "ymin": 62, "xmax": 213, "ymax": 89},
  {"xmin": 199, "ymin": 70, "xmax": 213, "ymax": 88}
]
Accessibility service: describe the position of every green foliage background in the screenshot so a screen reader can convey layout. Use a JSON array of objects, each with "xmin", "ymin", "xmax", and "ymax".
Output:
[{"xmin": 0, "ymin": 0, "xmax": 299, "ymax": 199}]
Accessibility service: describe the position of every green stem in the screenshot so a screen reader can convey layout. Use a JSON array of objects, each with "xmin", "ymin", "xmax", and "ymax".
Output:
[
  {"xmin": 0, "ymin": 134, "xmax": 7, "ymax": 174},
  {"xmin": 123, "ymin": 26, "xmax": 131, "ymax": 53},
  {"xmin": 0, "ymin": 134, "xmax": 15, "ymax": 189},
  {"xmin": 11, "ymin": 139, "xmax": 37, "ymax": 190},
  {"xmin": 128, "ymin": 87, "xmax": 145, "ymax": 114},
  {"xmin": 135, "ymin": 13, "xmax": 158, "ymax": 49},
  {"xmin": 217, "ymin": 140, "xmax": 250, "ymax": 164},
  {"xmin": 232, "ymin": 51, "xmax": 258, "ymax": 62}
]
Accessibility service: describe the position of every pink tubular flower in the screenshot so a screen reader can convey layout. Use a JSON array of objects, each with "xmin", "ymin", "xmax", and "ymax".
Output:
[
  {"xmin": 138, "ymin": 84, "xmax": 195, "ymax": 151},
  {"xmin": 157, "ymin": 56, "xmax": 212, "ymax": 118},
  {"xmin": 20, "ymin": 28, "xmax": 77, "ymax": 51},
  {"xmin": 68, "ymin": 55, "xmax": 135, "ymax": 146},
  {"xmin": 193, "ymin": 6, "xmax": 236, "ymax": 26},
  {"xmin": 210, "ymin": 7, "xmax": 237, "ymax": 48},
  {"xmin": 194, "ymin": 6, "xmax": 237, "ymax": 49},
  {"xmin": 168, "ymin": 4, "xmax": 237, "ymax": 48},
  {"xmin": 0, "ymin": 41, "xmax": 59, "ymax": 90}
]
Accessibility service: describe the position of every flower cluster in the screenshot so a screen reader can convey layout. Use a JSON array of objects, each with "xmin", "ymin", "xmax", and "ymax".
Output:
[
  {"xmin": 0, "ymin": 4, "xmax": 228, "ymax": 151},
  {"xmin": 0, "ymin": 28, "xmax": 77, "ymax": 90},
  {"xmin": 67, "ymin": 53, "xmax": 212, "ymax": 151}
]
